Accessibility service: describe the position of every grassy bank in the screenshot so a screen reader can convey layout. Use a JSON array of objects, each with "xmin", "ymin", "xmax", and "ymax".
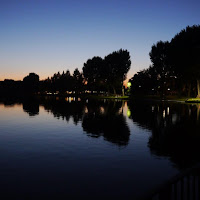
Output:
[
  {"xmin": 86, "ymin": 95, "xmax": 130, "ymax": 100},
  {"xmin": 185, "ymin": 98, "xmax": 200, "ymax": 103},
  {"xmin": 86, "ymin": 95, "xmax": 190, "ymax": 102},
  {"xmin": 129, "ymin": 95, "xmax": 188, "ymax": 102}
]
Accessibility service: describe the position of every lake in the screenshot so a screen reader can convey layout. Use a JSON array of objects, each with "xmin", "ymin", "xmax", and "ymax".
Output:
[{"xmin": 0, "ymin": 97, "xmax": 200, "ymax": 199}]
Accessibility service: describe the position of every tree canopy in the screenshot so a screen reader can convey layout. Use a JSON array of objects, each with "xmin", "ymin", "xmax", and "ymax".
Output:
[
  {"xmin": 23, "ymin": 73, "xmax": 40, "ymax": 93},
  {"xmin": 130, "ymin": 25, "xmax": 200, "ymax": 98},
  {"xmin": 82, "ymin": 49, "xmax": 131, "ymax": 95}
]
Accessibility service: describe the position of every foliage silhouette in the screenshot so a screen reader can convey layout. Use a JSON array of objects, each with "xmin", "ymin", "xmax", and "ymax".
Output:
[
  {"xmin": 83, "ymin": 56, "xmax": 105, "ymax": 92},
  {"xmin": 149, "ymin": 41, "xmax": 171, "ymax": 97},
  {"xmin": 170, "ymin": 25, "xmax": 200, "ymax": 97},
  {"xmin": 23, "ymin": 73, "xmax": 40, "ymax": 94},
  {"xmin": 73, "ymin": 68, "xmax": 84, "ymax": 94},
  {"xmin": 104, "ymin": 49, "xmax": 131, "ymax": 95},
  {"xmin": 82, "ymin": 49, "xmax": 131, "ymax": 95},
  {"xmin": 130, "ymin": 25, "xmax": 200, "ymax": 98}
]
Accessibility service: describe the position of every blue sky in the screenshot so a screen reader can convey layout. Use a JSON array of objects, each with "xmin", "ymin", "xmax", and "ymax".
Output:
[{"xmin": 0, "ymin": 0, "xmax": 200, "ymax": 81}]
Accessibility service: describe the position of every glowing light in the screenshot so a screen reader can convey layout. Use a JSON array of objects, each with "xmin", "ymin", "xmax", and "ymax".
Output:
[{"xmin": 127, "ymin": 82, "xmax": 131, "ymax": 88}]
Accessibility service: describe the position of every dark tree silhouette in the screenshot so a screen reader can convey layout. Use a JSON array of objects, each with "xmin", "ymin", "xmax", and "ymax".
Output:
[
  {"xmin": 170, "ymin": 25, "xmax": 200, "ymax": 97},
  {"xmin": 130, "ymin": 25, "xmax": 200, "ymax": 98},
  {"xmin": 73, "ymin": 68, "xmax": 84, "ymax": 94},
  {"xmin": 82, "ymin": 49, "xmax": 131, "ymax": 95},
  {"xmin": 83, "ymin": 56, "xmax": 105, "ymax": 92},
  {"xmin": 129, "ymin": 67, "xmax": 159, "ymax": 95},
  {"xmin": 0, "ymin": 79, "xmax": 23, "ymax": 97},
  {"xmin": 43, "ymin": 70, "xmax": 76, "ymax": 94},
  {"xmin": 23, "ymin": 73, "xmax": 39, "ymax": 94},
  {"xmin": 104, "ymin": 49, "xmax": 131, "ymax": 95},
  {"xmin": 149, "ymin": 41, "xmax": 171, "ymax": 97}
]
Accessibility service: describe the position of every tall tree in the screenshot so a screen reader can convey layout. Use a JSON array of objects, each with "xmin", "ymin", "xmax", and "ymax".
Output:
[
  {"xmin": 82, "ymin": 56, "xmax": 104, "ymax": 92},
  {"xmin": 170, "ymin": 25, "xmax": 200, "ymax": 97},
  {"xmin": 73, "ymin": 68, "xmax": 83, "ymax": 93},
  {"xmin": 104, "ymin": 49, "xmax": 131, "ymax": 95},
  {"xmin": 149, "ymin": 41, "xmax": 171, "ymax": 97}
]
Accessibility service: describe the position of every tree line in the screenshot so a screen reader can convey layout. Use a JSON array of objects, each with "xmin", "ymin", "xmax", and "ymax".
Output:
[
  {"xmin": 129, "ymin": 25, "xmax": 200, "ymax": 98},
  {"xmin": 41, "ymin": 48, "xmax": 131, "ymax": 95},
  {"xmin": 0, "ymin": 49, "xmax": 131, "ymax": 96}
]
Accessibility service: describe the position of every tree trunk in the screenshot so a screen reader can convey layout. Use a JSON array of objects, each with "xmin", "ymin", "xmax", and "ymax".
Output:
[
  {"xmin": 188, "ymin": 82, "xmax": 191, "ymax": 98},
  {"xmin": 113, "ymin": 87, "xmax": 116, "ymax": 95},
  {"xmin": 197, "ymin": 80, "xmax": 200, "ymax": 98},
  {"xmin": 122, "ymin": 86, "xmax": 124, "ymax": 96}
]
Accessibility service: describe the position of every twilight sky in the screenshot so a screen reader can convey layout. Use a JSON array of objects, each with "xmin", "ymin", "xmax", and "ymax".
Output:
[{"xmin": 0, "ymin": 0, "xmax": 200, "ymax": 81}]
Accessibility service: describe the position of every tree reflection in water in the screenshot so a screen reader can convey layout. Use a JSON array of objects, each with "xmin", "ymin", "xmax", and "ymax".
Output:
[
  {"xmin": 23, "ymin": 98, "xmax": 40, "ymax": 117},
  {"xmin": 128, "ymin": 100, "xmax": 200, "ymax": 169},
  {"xmin": 82, "ymin": 100, "xmax": 130, "ymax": 146},
  {"xmin": 41, "ymin": 97, "xmax": 85, "ymax": 125},
  {"xmin": 0, "ymin": 97, "xmax": 130, "ymax": 147}
]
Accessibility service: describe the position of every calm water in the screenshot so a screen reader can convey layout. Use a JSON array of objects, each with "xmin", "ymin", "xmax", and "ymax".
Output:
[{"xmin": 0, "ymin": 97, "xmax": 200, "ymax": 199}]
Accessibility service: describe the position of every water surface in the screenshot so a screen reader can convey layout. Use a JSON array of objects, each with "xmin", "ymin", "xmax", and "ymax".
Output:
[{"xmin": 0, "ymin": 97, "xmax": 200, "ymax": 199}]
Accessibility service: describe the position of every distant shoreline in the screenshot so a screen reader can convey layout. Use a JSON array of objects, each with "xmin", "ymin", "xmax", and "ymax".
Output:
[{"xmin": 1, "ymin": 93, "xmax": 200, "ymax": 103}]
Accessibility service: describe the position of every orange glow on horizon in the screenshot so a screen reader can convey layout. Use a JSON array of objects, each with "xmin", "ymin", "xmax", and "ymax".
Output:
[
  {"xmin": 0, "ymin": 73, "xmax": 55, "ymax": 81},
  {"xmin": 0, "ymin": 70, "xmax": 136, "ymax": 84}
]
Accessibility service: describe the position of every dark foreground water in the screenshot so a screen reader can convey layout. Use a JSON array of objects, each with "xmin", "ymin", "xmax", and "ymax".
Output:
[{"xmin": 0, "ymin": 97, "xmax": 200, "ymax": 199}]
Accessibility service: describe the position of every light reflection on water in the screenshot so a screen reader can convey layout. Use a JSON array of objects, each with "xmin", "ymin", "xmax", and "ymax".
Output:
[{"xmin": 0, "ymin": 97, "xmax": 200, "ymax": 199}]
